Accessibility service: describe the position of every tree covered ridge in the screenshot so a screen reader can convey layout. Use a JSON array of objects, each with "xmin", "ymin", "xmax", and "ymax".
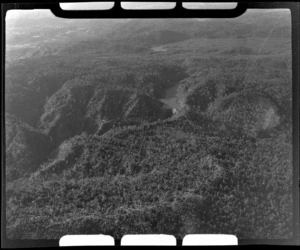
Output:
[{"xmin": 5, "ymin": 11, "xmax": 293, "ymax": 239}]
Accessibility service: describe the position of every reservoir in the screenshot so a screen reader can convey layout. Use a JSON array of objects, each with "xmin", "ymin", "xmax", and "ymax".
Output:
[
  {"xmin": 151, "ymin": 45, "xmax": 167, "ymax": 52},
  {"xmin": 159, "ymin": 84, "xmax": 181, "ymax": 110}
]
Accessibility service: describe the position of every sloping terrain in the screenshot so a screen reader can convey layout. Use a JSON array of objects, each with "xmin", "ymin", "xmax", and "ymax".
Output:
[
  {"xmin": 5, "ymin": 9, "xmax": 293, "ymax": 240},
  {"xmin": 5, "ymin": 113, "xmax": 52, "ymax": 181}
]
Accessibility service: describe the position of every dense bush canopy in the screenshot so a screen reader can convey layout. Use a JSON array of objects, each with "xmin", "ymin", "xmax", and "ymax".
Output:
[{"xmin": 5, "ymin": 9, "xmax": 293, "ymax": 240}]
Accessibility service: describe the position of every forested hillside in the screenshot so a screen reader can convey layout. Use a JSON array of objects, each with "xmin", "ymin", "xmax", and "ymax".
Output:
[{"xmin": 5, "ymin": 9, "xmax": 293, "ymax": 239}]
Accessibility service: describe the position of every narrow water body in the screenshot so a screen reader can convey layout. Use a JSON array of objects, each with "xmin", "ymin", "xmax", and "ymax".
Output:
[
  {"xmin": 159, "ymin": 84, "xmax": 181, "ymax": 110},
  {"xmin": 151, "ymin": 45, "xmax": 181, "ymax": 110},
  {"xmin": 151, "ymin": 45, "xmax": 167, "ymax": 52}
]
